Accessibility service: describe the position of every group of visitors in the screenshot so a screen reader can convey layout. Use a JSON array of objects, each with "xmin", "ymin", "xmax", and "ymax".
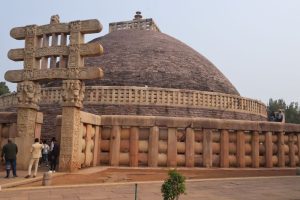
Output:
[
  {"xmin": 1, "ymin": 137, "xmax": 59, "ymax": 179},
  {"xmin": 270, "ymin": 109, "xmax": 285, "ymax": 123}
]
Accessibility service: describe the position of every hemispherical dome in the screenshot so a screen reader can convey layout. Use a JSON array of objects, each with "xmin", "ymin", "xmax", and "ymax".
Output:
[{"xmin": 85, "ymin": 29, "xmax": 239, "ymax": 95}]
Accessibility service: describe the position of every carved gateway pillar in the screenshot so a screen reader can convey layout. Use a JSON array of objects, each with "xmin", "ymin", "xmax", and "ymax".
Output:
[
  {"xmin": 5, "ymin": 16, "xmax": 104, "ymax": 172},
  {"xmin": 59, "ymin": 80, "xmax": 85, "ymax": 171},
  {"xmin": 15, "ymin": 81, "xmax": 41, "ymax": 169}
]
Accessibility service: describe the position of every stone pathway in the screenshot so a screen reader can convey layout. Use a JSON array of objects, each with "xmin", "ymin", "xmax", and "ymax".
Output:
[{"xmin": 0, "ymin": 176, "xmax": 299, "ymax": 200}]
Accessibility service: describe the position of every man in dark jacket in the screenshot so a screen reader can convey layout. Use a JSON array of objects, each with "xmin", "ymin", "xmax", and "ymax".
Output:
[
  {"xmin": 49, "ymin": 139, "xmax": 59, "ymax": 172},
  {"xmin": 1, "ymin": 139, "xmax": 18, "ymax": 178}
]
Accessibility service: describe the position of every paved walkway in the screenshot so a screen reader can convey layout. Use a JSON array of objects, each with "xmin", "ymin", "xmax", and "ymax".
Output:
[{"xmin": 0, "ymin": 176, "xmax": 299, "ymax": 200}]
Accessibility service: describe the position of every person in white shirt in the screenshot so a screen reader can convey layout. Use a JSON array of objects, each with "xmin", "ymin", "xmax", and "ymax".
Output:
[
  {"xmin": 42, "ymin": 140, "xmax": 50, "ymax": 166},
  {"xmin": 25, "ymin": 138, "xmax": 43, "ymax": 178}
]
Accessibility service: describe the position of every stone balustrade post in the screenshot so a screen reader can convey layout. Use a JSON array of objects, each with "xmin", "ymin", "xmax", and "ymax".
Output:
[
  {"xmin": 278, "ymin": 132, "xmax": 285, "ymax": 167},
  {"xmin": 109, "ymin": 125, "xmax": 121, "ymax": 166},
  {"xmin": 130, "ymin": 127, "xmax": 139, "ymax": 167},
  {"xmin": 237, "ymin": 130, "xmax": 245, "ymax": 168},
  {"xmin": 167, "ymin": 128, "xmax": 177, "ymax": 167},
  {"xmin": 251, "ymin": 131, "xmax": 259, "ymax": 168},
  {"xmin": 185, "ymin": 128, "xmax": 195, "ymax": 167},
  {"xmin": 148, "ymin": 126, "xmax": 159, "ymax": 167},
  {"xmin": 203, "ymin": 129, "xmax": 212, "ymax": 168},
  {"xmin": 288, "ymin": 134, "xmax": 296, "ymax": 167},
  {"xmin": 220, "ymin": 129, "xmax": 229, "ymax": 168},
  {"xmin": 265, "ymin": 131, "xmax": 273, "ymax": 168}
]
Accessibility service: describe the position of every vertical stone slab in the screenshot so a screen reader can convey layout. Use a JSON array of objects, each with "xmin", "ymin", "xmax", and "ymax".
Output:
[
  {"xmin": 35, "ymin": 112, "xmax": 43, "ymax": 138},
  {"xmin": 288, "ymin": 134, "xmax": 296, "ymax": 167},
  {"xmin": 8, "ymin": 123, "xmax": 17, "ymax": 138},
  {"xmin": 278, "ymin": 132, "xmax": 285, "ymax": 167},
  {"xmin": 203, "ymin": 129, "xmax": 212, "ymax": 168},
  {"xmin": 93, "ymin": 126, "xmax": 100, "ymax": 166},
  {"xmin": 237, "ymin": 130, "xmax": 245, "ymax": 168},
  {"xmin": 298, "ymin": 134, "xmax": 300, "ymax": 167},
  {"xmin": 148, "ymin": 126, "xmax": 159, "ymax": 167},
  {"xmin": 0, "ymin": 124, "xmax": 2, "ymax": 149},
  {"xmin": 167, "ymin": 128, "xmax": 177, "ymax": 167},
  {"xmin": 130, "ymin": 127, "xmax": 139, "ymax": 167},
  {"xmin": 84, "ymin": 124, "xmax": 92, "ymax": 167},
  {"xmin": 220, "ymin": 129, "xmax": 229, "ymax": 168},
  {"xmin": 252, "ymin": 131, "xmax": 259, "ymax": 168},
  {"xmin": 265, "ymin": 131, "xmax": 273, "ymax": 168},
  {"xmin": 15, "ymin": 108, "xmax": 38, "ymax": 170},
  {"xmin": 185, "ymin": 128, "xmax": 195, "ymax": 167},
  {"xmin": 109, "ymin": 125, "xmax": 121, "ymax": 166},
  {"xmin": 59, "ymin": 107, "xmax": 81, "ymax": 172}
]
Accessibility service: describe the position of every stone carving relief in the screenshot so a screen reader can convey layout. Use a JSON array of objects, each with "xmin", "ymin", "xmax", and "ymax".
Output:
[
  {"xmin": 16, "ymin": 81, "xmax": 41, "ymax": 109},
  {"xmin": 50, "ymin": 15, "xmax": 60, "ymax": 24},
  {"xmin": 61, "ymin": 80, "xmax": 85, "ymax": 108}
]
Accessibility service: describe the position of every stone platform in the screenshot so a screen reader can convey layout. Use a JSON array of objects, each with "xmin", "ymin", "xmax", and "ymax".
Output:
[{"xmin": 0, "ymin": 176, "xmax": 299, "ymax": 200}]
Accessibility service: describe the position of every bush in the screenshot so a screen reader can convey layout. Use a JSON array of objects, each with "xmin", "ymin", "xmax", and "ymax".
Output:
[{"xmin": 161, "ymin": 169, "xmax": 186, "ymax": 200}]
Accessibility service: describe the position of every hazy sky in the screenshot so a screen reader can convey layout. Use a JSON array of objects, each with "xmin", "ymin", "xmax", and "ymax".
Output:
[{"xmin": 0, "ymin": 0, "xmax": 299, "ymax": 105}]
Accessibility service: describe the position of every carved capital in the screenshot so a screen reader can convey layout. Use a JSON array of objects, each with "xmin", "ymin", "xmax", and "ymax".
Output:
[
  {"xmin": 61, "ymin": 80, "xmax": 85, "ymax": 108},
  {"xmin": 70, "ymin": 20, "xmax": 81, "ymax": 32},
  {"xmin": 16, "ymin": 81, "xmax": 41, "ymax": 110},
  {"xmin": 25, "ymin": 25, "xmax": 37, "ymax": 37}
]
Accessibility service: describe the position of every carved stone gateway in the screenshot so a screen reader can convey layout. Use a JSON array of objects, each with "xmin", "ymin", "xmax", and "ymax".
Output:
[{"xmin": 5, "ymin": 16, "xmax": 104, "ymax": 171}]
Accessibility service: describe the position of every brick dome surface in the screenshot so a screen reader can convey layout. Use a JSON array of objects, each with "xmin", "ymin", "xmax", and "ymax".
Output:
[{"xmin": 85, "ymin": 30, "xmax": 239, "ymax": 95}]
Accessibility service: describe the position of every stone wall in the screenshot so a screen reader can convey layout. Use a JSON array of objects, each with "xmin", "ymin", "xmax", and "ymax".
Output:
[
  {"xmin": 99, "ymin": 115, "xmax": 300, "ymax": 168},
  {"xmin": 56, "ymin": 115, "xmax": 300, "ymax": 169}
]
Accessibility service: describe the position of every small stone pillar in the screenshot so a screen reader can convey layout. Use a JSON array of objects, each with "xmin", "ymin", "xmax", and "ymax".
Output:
[
  {"xmin": 59, "ymin": 80, "xmax": 85, "ymax": 172},
  {"xmin": 42, "ymin": 172, "xmax": 53, "ymax": 186},
  {"xmin": 296, "ymin": 168, "xmax": 300, "ymax": 175}
]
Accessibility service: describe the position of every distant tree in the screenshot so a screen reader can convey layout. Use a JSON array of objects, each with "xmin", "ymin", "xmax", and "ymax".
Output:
[
  {"xmin": 0, "ymin": 82, "xmax": 10, "ymax": 96},
  {"xmin": 267, "ymin": 98, "xmax": 300, "ymax": 124}
]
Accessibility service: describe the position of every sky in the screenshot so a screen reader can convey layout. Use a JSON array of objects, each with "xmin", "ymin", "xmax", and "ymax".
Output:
[{"xmin": 0, "ymin": 0, "xmax": 299, "ymax": 105}]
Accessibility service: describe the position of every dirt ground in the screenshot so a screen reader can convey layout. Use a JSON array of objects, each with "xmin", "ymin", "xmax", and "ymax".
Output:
[{"xmin": 20, "ymin": 167, "xmax": 296, "ymax": 187}]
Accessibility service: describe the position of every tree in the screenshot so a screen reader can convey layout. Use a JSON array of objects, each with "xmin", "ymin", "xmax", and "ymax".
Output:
[
  {"xmin": 0, "ymin": 82, "xmax": 10, "ymax": 96},
  {"xmin": 161, "ymin": 169, "xmax": 186, "ymax": 200},
  {"xmin": 267, "ymin": 98, "xmax": 300, "ymax": 124}
]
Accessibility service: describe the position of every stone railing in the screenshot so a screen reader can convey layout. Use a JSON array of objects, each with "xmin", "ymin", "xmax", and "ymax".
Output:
[
  {"xmin": 97, "ymin": 115, "xmax": 300, "ymax": 168},
  {"xmin": 109, "ymin": 18, "xmax": 161, "ymax": 33},
  {"xmin": 0, "ymin": 86, "xmax": 267, "ymax": 118},
  {"xmin": 0, "ymin": 93, "xmax": 17, "ymax": 110}
]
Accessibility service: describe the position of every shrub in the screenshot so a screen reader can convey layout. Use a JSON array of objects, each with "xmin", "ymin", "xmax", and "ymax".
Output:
[{"xmin": 161, "ymin": 169, "xmax": 186, "ymax": 200}]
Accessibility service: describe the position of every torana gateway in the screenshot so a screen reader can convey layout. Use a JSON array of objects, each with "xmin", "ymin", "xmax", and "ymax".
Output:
[{"xmin": 0, "ymin": 13, "xmax": 299, "ymax": 171}]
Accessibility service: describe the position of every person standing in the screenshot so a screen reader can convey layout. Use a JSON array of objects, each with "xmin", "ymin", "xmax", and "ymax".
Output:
[
  {"xmin": 25, "ymin": 138, "xmax": 43, "ymax": 178},
  {"xmin": 42, "ymin": 140, "xmax": 50, "ymax": 166},
  {"xmin": 49, "ymin": 138, "xmax": 59, "ymax": 172},
  {"xmin": 1, "ymin": 139, "xmax": 18, "ymax": 178}
]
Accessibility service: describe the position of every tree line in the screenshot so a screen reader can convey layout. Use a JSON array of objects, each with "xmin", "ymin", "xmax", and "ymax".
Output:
[{"xmin": 267, "ymin": 98, "xmax": 300, "ymax": 124}]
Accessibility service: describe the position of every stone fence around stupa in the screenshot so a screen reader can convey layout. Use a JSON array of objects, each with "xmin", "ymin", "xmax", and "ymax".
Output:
[
  {"xmin": 0, "ymin": 86, "xmax": 267, "ymax": 118},
  {"xmin": 54, "ymin": 113, "xmax": 300, "ymax": 169}
]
